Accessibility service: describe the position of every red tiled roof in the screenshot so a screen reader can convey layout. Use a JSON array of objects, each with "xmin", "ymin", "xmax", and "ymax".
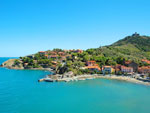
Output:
[
  {"xmin": 87, "ymin": 61, "xmax": 96, "ymax": 63},
  {"xmin": 139, "ymin": 66, "xmax": 150, "ymax": 69},
  {"xmin": 141, "ymin": 59, "xmax": 150, "ymax": 64},
  {"xmin": 39, "ymin": 51, "xmax": 45, "ymax": 53},
  {"xmin": 125, "ymin": 61, "xmax": 131, "ymax": 64}
]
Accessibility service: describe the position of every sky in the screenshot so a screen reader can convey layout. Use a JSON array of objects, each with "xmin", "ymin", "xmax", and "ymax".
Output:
[{"xmin": 0, "ymin": 0, "xmax": 150, "ymax": 57}]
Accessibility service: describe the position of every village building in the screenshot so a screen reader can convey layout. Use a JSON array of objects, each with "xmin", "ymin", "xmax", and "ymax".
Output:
[
  {"xmin": 49, "ymin": 51, "xmax": 57, "ymax": 55},
  {"xmin": 121, "ymin": 66, "xmax": 133, "ymax": 74},
  {"xmin": 138, "ymin": 66, "xmax": 150, "ymax": 74},
  {"xmin": 114, "ymin": 64, "xmax": 122, "ymax": 73},
  {"xmin": 44, "ymin": 55, "xmax": 48, "ymax": 58},
  {"xmin": 75, "ymin": 49, "xmax": 83, "ymax": 53},
  {"xmin": 102, "ymin": 66, "xmax": 115, "ymax": 74},
  {"xmin": 141, "ymin": 59, "xmax": 150, "ymax": 64},
  {"xmin": 60, "ymin": 56, "xmax": 66, "ymax": 61},
  {"xmin": 58, "ymin": 52, "xmax": 65, "ymax": 56},
  {"xmin": 85, "ymin": 61, "xmax": 100, "ymax": 71},
  {"xmin": 66, "ymin": 55, "xmax": 72, "ymax": 59},
  {"xmin": 39, "ymin": 51, "xmax": 46, "ymax": 55},
  {"xmin": 49, "ymin": 55, "xmax": 58, "ymax": 59},
  {"xmin": 69, "ymin": 49, "xmax": 83, "ymax": 53},
  {"xmin": 85, "ymin": 66, "xmax": 101, "ymax": 71},
  {"xmin": 124, "ymin": 61, "xmax": 138, "ymax": 72}
]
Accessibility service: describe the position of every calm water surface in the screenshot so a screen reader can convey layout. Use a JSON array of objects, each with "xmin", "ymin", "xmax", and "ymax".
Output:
[{"xmin": 0, "ymin": 57, "xmax": 150, "ymax": 113}]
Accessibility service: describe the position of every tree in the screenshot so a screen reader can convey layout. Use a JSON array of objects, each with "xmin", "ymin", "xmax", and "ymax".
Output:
[
  {"xmin": 83, "ymin": 55, "xmax": 90, "ymax": 62},
  {"xmin": 14, "ymin": 60, "xmax": 20, "ymax": 66},
  {"xmin": 116, "ymin": 56, "xmax": 125, "ymax": 65},
  {"xmin": 53, "ymin": 48, "xmax": 63, "ymax": 52}
]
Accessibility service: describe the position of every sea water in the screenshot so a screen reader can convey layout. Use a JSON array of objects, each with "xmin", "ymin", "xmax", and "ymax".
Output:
[{"xmin": 0, "ymin": 57, "xmax": 150, "ymax": 113}]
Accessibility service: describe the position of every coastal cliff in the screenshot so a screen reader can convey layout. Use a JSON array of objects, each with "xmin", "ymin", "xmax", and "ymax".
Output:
[{"xmin": 2, "ymin": 59, "xmax": 24, "ymax": 69}]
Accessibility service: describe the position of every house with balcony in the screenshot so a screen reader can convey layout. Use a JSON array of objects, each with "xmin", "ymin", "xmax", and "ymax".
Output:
[
  {"xmin": 102, "ymin": 66, "xmax": 115, "ymax": 74},
  {"xmin": 85, "ymin": 61, "xmax": 100, "ymax": 72},
  {"xmin": 85, "ymin": 66, "xmax": 101, "ymax": 71}
]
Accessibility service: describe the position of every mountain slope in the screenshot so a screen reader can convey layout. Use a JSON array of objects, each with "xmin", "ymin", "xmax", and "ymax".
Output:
[
  {"xmin": 97, "ymin": 33, "xmax": 150, "ymax": 61},
  {"xmin": 112, "ymin": 33, "xmax": 150, "ymax": 52}
]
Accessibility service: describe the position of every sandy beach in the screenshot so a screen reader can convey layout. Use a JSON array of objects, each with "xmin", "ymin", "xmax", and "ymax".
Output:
[
  {"xmin": 95, "ymin": 75, "xmax": 150, "ymax": 85},
  {"xmin": 69, "ymin": 74, "xmax": 150, "ymax": 85}
]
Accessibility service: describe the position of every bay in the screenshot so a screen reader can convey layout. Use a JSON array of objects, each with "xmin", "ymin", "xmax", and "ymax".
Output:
[{"xmin": 0, "ymin": 58, "xmax": 150, "ymax": 113}]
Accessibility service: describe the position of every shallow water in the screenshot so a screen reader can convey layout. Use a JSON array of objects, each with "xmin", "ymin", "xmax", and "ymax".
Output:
[{"xmin": 0, "ymin": 58, "xmax": 150, "ymax": 113}]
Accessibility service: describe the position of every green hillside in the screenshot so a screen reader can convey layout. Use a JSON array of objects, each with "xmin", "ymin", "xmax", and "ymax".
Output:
[{"xmin": 96, "ymin": 33, "xmax": 150, "ymax": 62}]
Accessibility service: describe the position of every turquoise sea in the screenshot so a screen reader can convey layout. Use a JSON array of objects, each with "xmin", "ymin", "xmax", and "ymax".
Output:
[{"xmin": 1, "ymin": 58, "xmax": 150, "ymax": 113}]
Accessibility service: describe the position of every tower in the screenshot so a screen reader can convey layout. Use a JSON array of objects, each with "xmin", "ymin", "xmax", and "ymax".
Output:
[{"xmin": 132, "ymin": 32, "xmax": 140, "ymax": 37}]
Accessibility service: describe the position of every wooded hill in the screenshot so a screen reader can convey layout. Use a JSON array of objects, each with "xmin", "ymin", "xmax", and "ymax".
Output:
[{"xmin": 92, "ymin": 33, "xmax": 150, "ymax": 63}]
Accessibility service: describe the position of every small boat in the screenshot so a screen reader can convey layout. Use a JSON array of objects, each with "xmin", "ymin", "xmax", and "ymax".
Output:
[{"xmin": 44, "ymin": 78, "xmax": 54, "ymax": 82}]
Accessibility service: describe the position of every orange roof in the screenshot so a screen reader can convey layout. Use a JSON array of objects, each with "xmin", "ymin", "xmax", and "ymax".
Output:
[
  {"xmin": 139, "ymin": 66, "xmax": 150, "ymax": 69},
  {"xmin": 141, "ymin": 59, "xmax": 150, "ymax": 64},
  {"xmin": 50, "ymin": 51, "xmax": 57, "ymax": 55},
  {"xmin": 125, "ymin": 61, "xmax": 131, "ymax": 64},
  {"xmin": 39, "ymin": 51, "xmax": 45, "ymax": 53},
  {"xmin": 85, "ymin": 66, "xmax": 101, "ymax": 70},
  {"xmin": 87, "ymin": 61, "xmax": 96, "ymax": 63}
]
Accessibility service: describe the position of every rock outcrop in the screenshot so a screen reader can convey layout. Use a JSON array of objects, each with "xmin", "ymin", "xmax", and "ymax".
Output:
[{"xmin": 2, "ymin": 59, "xmax": 24, "ymax": 69}]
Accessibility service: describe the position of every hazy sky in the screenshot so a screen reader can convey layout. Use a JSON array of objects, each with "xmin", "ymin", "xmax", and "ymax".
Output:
[{"xmin": 0, "ymin": 0, "xmax": 150, "ymax": 57}]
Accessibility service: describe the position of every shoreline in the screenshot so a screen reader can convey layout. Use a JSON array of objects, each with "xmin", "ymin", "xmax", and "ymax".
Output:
[
  {"xmin": 42, "ymin": 74, "xmax": 150, "ymax": 86},
  {"xmin": 1, "ymin": 65, "xmax": 150, "ymax": 86},
  {"xmin": 95, "ymin": 75, "xmax": 150, "ymax": 85}
]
